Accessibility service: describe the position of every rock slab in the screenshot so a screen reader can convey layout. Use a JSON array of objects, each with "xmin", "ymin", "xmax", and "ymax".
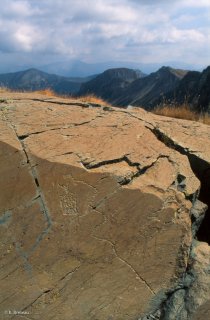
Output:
[{"xmin": 0, "ymin": 92, "xmax": 210, "ymax": 319}]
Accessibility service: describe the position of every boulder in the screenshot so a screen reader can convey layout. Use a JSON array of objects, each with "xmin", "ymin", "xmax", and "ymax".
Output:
[{"xmin": 0, "ymin": 92, "xmax": 209, "ymax": 319}]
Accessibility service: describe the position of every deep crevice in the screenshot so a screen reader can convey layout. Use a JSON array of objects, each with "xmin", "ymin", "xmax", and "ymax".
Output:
[
  {"xmin": 19, "ymin": 134, "xmax": 29, "ymax": 140},
  {"xmin": 34, "ymin": 177, "xmax": 40, "ymax": 187},
  {"xmin": 81, "ymin": 154, "xmax": 171, "ymax": 186},
  {"xmin": 196, "ymin": 168, "xmax": 210, "ymax": 243},
  {"xmin": 81, "ymin": 155, "xmax": 140, "ymax": 170},
  {"xmin": 150, "ymin": 126, "xmax": 210, "ymax": 244},
  {"xmin": 81, "ymin": 155, "xmax": 141, "ymax": 185}
]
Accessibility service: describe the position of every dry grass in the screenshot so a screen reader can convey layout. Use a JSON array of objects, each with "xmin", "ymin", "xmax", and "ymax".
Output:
[
  {"xmin": 1, "ymin": 87, "xmax": 56, "ymax": 96},
  {"xmin": 199, "ymin": 113, "xmax": 210, "ymax": 125},
  {"xmin": 78, "ymin": 94, "xmax": 110, "ymax": 106},
  {"xmin": 0, "ymin": 86, "xmax": 11, "ymax": 93},
  {"xmin": 153, "ymin": 104, "xmax": 199, "ymax": 121},
  {"xmin": 1, "ymin": 86, "xmax": 209, "ymax": 125},
  {"xmin": 33, "ymin": 88, "xmax": 56, "ymax": 96},
  {"xmin": 153, "ymin": 103, "xmax": 210, "ymax": 125}
]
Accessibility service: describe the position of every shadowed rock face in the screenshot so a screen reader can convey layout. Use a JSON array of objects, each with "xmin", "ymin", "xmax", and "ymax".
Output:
[{"xmin": 0, "ymin": 92, "xmax": 209, "ymax": 319}]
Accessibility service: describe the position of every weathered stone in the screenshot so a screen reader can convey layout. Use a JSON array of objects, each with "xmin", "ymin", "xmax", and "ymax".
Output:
[
  {"xmin": 0, "ymin": 92, "xmax": 209, "ymax": 319},
  {"xmin": 162, "ymin": 242, "xmax": 210, "ymax": 320}
]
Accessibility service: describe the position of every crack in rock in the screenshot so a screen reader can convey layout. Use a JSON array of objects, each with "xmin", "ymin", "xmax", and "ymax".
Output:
[
  {"xmin": 149, "ymin": 126, "xmax": 210, "ymax": 242},
  {"xmin": 17, "ymin": 115, "xmax": 105, "ymax": 141},
  {"xmin": 92, "ymin": 235, "xmax": 155, "ymax": 295},
  {"xmin": 2, "ymin": 111, "xmax": 53, "ymax": 269},
  {"xmin": 146, "ymin": 125, "xmax": 210, "ymax": 319},
  {"xmin": 12, "ymin": 97, "xmax": 113, "ymax": 111},
  {"xmin": 81, "ymin": 154, "xmax": 171, "ymax": 186}
]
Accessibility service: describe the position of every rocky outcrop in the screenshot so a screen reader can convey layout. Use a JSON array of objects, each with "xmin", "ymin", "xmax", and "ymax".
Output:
[{"xmin": 0, "ymin": 92, "xmax": 210, "ymax": 319}]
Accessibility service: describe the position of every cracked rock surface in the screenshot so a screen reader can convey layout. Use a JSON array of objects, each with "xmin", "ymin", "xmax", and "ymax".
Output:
[{"xmin": 0, "ymin": 92, "xmax": 210, "ymax": 320}]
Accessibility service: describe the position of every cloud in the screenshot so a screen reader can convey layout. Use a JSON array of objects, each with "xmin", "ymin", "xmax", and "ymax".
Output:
[{"xmin": 0, "ymin": 0, "xmax": 209, "ymax": 70}]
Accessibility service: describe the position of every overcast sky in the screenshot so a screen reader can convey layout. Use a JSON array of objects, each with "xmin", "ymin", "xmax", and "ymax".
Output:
[{"xmin": 0, "ymin": 0, "xmax": 210, "ymax": 72}]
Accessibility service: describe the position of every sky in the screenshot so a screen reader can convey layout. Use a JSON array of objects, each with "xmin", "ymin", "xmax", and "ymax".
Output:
[{"xmin": 0, "ymin": 0, "xmax": 210, "ymax": 73}]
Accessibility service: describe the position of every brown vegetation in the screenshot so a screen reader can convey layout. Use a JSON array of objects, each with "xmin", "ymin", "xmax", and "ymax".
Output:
[
  {"xmin": 0, "ymin": 86, "xmax": 11, "ymax": 93},
  {"xmin": 78, "ymin": 94, "xmax": 110, "ymax": 106},
  {"xmin": 0, "ymin": 87, "xmax": 209, "ymax": 125},
  {"xmin": 33, "ymin": 88, "xmax": 56, "ymax": 96},
  {"xmin": 153, "ymin": 103, "xmax": 210, "ymax": 125}
]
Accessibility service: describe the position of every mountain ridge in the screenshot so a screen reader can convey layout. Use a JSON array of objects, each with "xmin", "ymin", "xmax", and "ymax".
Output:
[
  {"xmin": 0, "ymin": 68, "xmax": 95, "ymax": 94},
  {"xmin": 79, "ymin": 66, "xmax": 188, "ymax": 108},
  {"xmin": 161, "ymin": 66, "xmax": 210, "ymax": 112},
  {"xmin": 0, "ymin": 65, "xmax": 209, "ymax": 113}
]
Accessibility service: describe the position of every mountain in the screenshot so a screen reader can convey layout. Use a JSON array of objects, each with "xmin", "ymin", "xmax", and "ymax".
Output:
[
  {"xmin": 41, "ymin": 59, "xmax": 200, "ymax": 77},
  {"xmin": 78, "ymin": 68, "xmax": 146, "ymax": 102},
  {"xmin": 0, "ymin": 68, "xmax": 94, "ymax": 94},
  {"xmin": 115, "ymin": 66, "xmax": 188, "ymax": 108},
  {"xmin": 39, "ymin": 60, "xmax": 145, "ymax": 77},
  {"xmin": 162, "ymin": 66, "xmax": 210, "ymax": 113},
  {"xmin": 79, "ymin": 66, "xmax": 188, "ymax": 108},
  {"xmin": 0, "ymin": 57, "xmax": 202, "ymax": 77},
  {"xmin": 40, "ymin": 60, "xmax": 150, "ymax": 77},
  {"xmin": 1, "ymin": 66, "xmax": 209, "ymax": 113}
]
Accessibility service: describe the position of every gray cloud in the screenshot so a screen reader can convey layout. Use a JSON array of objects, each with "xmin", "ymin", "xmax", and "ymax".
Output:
[{"xmin": 0, "ymin": 0, "xmax": 209, "ymax": 72}]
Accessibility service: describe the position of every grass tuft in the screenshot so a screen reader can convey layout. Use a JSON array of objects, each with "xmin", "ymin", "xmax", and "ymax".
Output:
[
  {"xmin": 153, "ymin": 103, "xmax": 210, "ymax": 125},
  {"xmin": 153, "ymin": 103, "xmax": 199, "ymax": 121},
  {"xmin": 33, "ymin": 88, "xmax": 56, "ymax": 96},
  {"xmin": 199, "ymin": 113, "xmax": 210, "ymax": 125},
  {"xmin": 0, "ymin": 86, "xmax": 11, "ymax": 93},
  {"xmin": 78, "ymin": 94, "xmax": 110, "ymax": 106}
]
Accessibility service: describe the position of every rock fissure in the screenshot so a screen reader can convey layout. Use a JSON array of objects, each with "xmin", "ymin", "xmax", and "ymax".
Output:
[
  {"xmin": 81, "ymin": 154, "xmax": 171, "ymax": 186},
  {"xmin": 19, "ymin": 265, "xmax": 82, "ymax": 315},
  {"xmin": 149, "ymin": 126, "xmax": 210, "ymax": 244},
  {"xmin": 116, "ymin": 109, "xmax": 155, "ymax": 129},
  {"xmin": 81, "ymin": 154, "xmax": 140, "ymax": 169},
  {"xmin": 1, "ymin": 94, "xmax": 210, "ymax": 320},
  {"xmin": 59, "ymin": 265, "xmax": 81, "ymax": 282},
  {"xmin": 92, "ymin": 235, "xmax": 155, "ymax": 296},
  {"xmin": 13, "ymin": 97, "xmax": 113, "ymax": 111},
  {"xmin": 0, "ymin": 266, "xmax": 19, "ymax": 281},
  {"xmin": 2, "ymin": 111, "xmax": 53, "ymax": 260},
  {"xmin": 0, "ymin": 292, "xmax": 16, "ymax": 306},
  {"xmin": 17, "ymin": 116, "xmax": 105, "ymax": 142},
  {"xmin": 20, "ymin": 291, "xmax": 47, "ymax": 314},
  {"xmin": 12, "ymin": 97, "xmax": 91, "ymax": 108},
  {"xmin": 144, "ymin": 125, "xmax": 210, "ymax": 319}
]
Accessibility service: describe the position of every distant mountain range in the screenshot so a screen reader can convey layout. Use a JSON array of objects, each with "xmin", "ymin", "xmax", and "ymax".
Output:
[
  {"xmin": 0, "ymin": 59, "xmax": 201, "ymax": 77},
  {"xmin": 161, "ymin": 66, "xmax": 210, "ymax": 113},
  {"xmin": 79, "ymin": 66, "xmax": 187, "ymax": 108},
  {"xmin": 0, "ymin": 68, "xmax": 95, "ymax": 94},
  {"xmin": 79, "ymin": 66, "xmax": 210, "ymax": 112},
  {"xmin": 0, "ymin": 65, "xmax": 209, "ymax": 113},
  {"xmin": 78, "ymin": 68, "xmax": 145, "ymax": 103}
]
